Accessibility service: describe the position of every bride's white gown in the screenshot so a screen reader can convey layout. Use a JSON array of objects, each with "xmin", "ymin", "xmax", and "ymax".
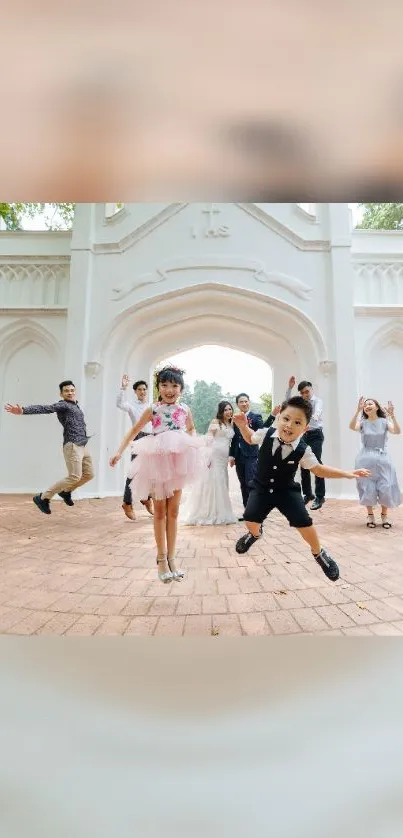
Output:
[{"xmin": 180, "ymin": 421, "xmax": 237, "ymax": 525}]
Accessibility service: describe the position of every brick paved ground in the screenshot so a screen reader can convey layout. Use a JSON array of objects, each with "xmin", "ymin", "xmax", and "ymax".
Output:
[{"xmin": 1, "ymin": 490, "xmax": 403, "ymax": 635}]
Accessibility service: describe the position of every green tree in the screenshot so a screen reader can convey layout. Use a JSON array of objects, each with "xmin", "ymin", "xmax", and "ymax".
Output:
[
  {"xmin": 191, "ymin": 380, "xmax": 224, "ymax": 433},
  {"xmin": 181, "ymin": 384, "xmax": 193, "ymax": 409},
  {"xmin": 0, "ymin": 203, "xmax": 75, "ymax": 230},
  {"xmin": 259, "ymin": 392, "xmax": 272, "ymax": 418},
  {"xmin": 357, "ymin": 203, "xmax": 403, "ymax": 230}
]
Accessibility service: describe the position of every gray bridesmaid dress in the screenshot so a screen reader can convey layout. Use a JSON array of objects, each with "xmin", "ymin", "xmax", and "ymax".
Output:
[{"xmin": 355, "ymin": 417, "xmax": 401, "ymax": 507}]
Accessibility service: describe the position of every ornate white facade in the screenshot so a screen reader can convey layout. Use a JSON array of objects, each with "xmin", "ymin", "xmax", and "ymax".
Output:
[{"xmin": 1, "ymin": 202, "xmax": 402, "ymax": 500}]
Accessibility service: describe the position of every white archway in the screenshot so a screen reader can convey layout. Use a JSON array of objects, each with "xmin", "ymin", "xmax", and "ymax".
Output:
[
  {"xmin": 94, "ymin": 284, "xmax": 333, "ymax": 495},
  {"xmin": 97, "ymin": 284, "xmax": 328, "ymax": 379}
]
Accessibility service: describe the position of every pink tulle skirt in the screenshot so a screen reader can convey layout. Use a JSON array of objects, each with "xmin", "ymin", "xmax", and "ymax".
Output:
[{"xmin": 127, "ymin": 431, "xmax": 207, "ymax": 501}]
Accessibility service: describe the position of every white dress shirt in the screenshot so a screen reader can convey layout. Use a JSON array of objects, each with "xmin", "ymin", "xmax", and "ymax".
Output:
[
  {"xmin": 116, "ymin": 389, "xmax": 153, "ymax": 434},
  {"xmin": 285, "ymin": 387, "xmax": 323, "ymax": 431},
  {"xmin": 251, "ymin": 428, "xmax": 319, "ymax": 470}
]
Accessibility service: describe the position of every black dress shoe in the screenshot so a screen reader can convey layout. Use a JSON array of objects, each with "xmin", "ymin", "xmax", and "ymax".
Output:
[
  {"xmin": 235, "ymin": 526, "xmax": 263, "ymax": 554},
  {"xmin": 303, "ymin": 495, "xmax": 314, "ymax": 506},
  {"xmin": 33, "ymin": 494, "xmax": 51, "ymax": 515},
  {"xmin": 238, "ymin": 516, "xmax": 245, "ymax": 521},
  {"xmin": 314, "ymin": 548, "xmax": 339, "ymax": 581},
  {"xmin": 58, "ymin": 491, "xmax": 74, "ymax": 507},
  {"xmin": 311, "ymin": 498, "xmax": 325, "ymax": 511}
]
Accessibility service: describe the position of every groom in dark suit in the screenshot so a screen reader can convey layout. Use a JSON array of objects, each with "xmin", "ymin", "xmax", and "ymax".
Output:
[{"xmin": 229, "ymin": 393, "xmax": 265, "ymax": 520}]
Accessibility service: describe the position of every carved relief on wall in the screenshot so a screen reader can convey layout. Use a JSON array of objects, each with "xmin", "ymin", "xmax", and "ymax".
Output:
[
  {"xmin": 112, "ymin": 257, "xmax": 312, "ymax": 301},
  {"xmin": 0, "ymin": 261, "xmax": 70, "ymax": 307},
  {"xmin": 354, "ymin": 262, "xmax": 403, "ymax": 305},
  {"xmin": 190, "ymin": 204, "xmax": 231, "ymax": 239}
]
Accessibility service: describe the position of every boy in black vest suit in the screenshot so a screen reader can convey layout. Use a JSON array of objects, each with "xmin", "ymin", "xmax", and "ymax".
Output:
[{"xmin": 233, "ymin": 397, "xmax": 370, "ymax": 581}]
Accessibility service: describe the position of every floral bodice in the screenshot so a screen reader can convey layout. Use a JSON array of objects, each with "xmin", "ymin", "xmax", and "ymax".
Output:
[{"xmin": 151, "ymin": 401, "xmax": 189, "ymax": 434}]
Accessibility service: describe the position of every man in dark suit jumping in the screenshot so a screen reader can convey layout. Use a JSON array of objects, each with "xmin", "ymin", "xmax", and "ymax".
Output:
[{"xmin": 229, "ymin": 392, "xmax": 265, "ymax": 520}]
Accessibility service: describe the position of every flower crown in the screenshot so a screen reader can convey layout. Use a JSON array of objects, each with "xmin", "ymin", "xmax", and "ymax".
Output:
[{"xmin": 154, "ymin": 364, "xmax": 185, "ymax": 382}]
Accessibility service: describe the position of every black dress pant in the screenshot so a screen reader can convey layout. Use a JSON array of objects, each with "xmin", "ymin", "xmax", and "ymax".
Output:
[
  {"xmin": 245, "ymin": 484, "xmax": 313, "ymax": 528},
  {"xmin": 236, "ymin": 456, "xmax": 259, "ymax": 508},
  {"xmin": 122, "ymin": 432, "xmax": 151, "ymax": 505},
  {"xmin": 301, "ymin": 429, "xmax": 325, "ymax": 500},
  {"xmin": 123, "ymin": 453, "xmax": 136, "ymax": 505}
]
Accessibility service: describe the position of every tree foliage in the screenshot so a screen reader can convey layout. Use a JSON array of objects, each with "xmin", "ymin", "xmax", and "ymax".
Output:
[
  {"xmin": 0, "ymin": 203, "xmax": 75, "ymax": 230},
  {"xmin": 191, "ymin": 380, "xmax": 224, "ymax": 433},
  {"xmin": 260, "ymin": 392, "xmax": 272, "ymax": 416},
  {"xmin": 357, "ymin": 203, "xmax": 403, "ymax": 231}
]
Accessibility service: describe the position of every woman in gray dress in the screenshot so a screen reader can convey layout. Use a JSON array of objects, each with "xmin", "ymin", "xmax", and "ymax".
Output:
[{"xmin": 349, "ymin": 397, "xmax": 401, "ymax": 528}]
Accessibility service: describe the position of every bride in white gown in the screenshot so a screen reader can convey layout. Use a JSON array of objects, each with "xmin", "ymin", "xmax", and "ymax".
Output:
[{"xmin": 180, "ymin": 401, "xmax": 238, "ymax": 526}]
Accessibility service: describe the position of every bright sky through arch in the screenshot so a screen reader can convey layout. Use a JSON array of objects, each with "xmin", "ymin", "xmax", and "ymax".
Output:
[{"xmin": 159, "ymin": 346, "xmax": 272, "ymax": 402}]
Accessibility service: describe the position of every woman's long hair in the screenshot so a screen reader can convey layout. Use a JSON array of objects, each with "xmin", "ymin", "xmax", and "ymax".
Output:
[
  {"xmin": 216, "ymin": 400, "xmax": 234, "ymax": 426},
  {"xmin": 363, "ymin": 398, "xmax": 386, "ymax": 419}
]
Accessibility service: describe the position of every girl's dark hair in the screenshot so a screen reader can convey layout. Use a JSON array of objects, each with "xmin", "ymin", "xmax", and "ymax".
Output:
[
  {"xmin": 280, "ymin": 396, "xmax": 313, "ymax": 423},
  {"xmin": 363, "ymin": 398, "xmax": 386, "ymax": 419},
  {"xmin": 155, "ymin": 365, "xmax": 185, "ymax": 392},
  {"xmin": 216, "ymin": 400, "xmax": 233, "ymax": 425}
]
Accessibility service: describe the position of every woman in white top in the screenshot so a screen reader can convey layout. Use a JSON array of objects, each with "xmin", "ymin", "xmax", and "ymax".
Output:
[{"xmin": 180, "ymin": 401, "xmax": 238, "ymax": 525}]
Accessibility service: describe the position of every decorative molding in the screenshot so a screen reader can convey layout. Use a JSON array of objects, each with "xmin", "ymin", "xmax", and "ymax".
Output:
[
  {"xmin": 354, "ymin": 262, "xmax": 403, "ymax": 306},
  {"xmin": 92, "ymin": 203, "xmax": 189, "ymax": 253},
  {"xmin": 103, "ymin": 205, "xmax": 128, "ymax": 226},
  {"xmin": 235, "ymin": 203, "xmax": 330, "ymax": 251},
  {"xmin": 318, "ymin": 360, "xmax": 336, "ymax": 376},
  {"xmin": 377, "ymin": 327, "xmax": 403, "ymax": 349},
  {"xmin": 355, "ymin": 305, "xmax": 403, "ymax": 317},
  {"xmin": 85, "ymin": 361, "xmax": 102, "ymax": 378},
  {"xmin": 111, "ymin": 256, "xmax": 312, "ymax": 301},
  {"xmin": 295, "ymin": 203, "xmax": 318, "ymax": 222},
  {"xmin": 352, "ymin": 253, "xmax": 403, "ymax": 264},
  {"xmin": 0, "ymin": 307, "xmax": 67, "ymax": 315},
  {"xmin": 0, "ymin": 256, "xmax": 70, "ymax": 265},
  {"xmin": 0, "ymin": 262, "xmax": 70, "ymax": 307},
  {"xmin": 0, "ymin": 317, "xmax": 60, "ymax": 362}
]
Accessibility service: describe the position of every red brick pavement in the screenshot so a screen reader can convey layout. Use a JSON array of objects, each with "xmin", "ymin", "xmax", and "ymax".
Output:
[{"xmin": 1, "ymin": 494, "xmax": 403, "ymax": 635}]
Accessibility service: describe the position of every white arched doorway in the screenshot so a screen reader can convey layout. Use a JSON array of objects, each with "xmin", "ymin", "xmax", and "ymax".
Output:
[{"xmin": 92, "ymin": 284, "xmax": 333, "ymax": 495}]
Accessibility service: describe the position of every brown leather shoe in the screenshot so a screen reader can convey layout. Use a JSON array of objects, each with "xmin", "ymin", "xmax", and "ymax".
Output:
[
  {"xmin": 122, "ymin": 503, "xmax": 136, "ymax": 520},
  {"xmin": 141, "ymin": 499, "xmax": 153, "ymax": 515}
]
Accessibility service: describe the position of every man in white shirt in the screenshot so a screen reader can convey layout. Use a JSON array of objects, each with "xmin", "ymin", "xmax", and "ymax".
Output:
[
  {"xmin": 285, "ymin": 376, "xmax": 325, "ymax": 510},
  {"xmin": 116, "ymin": 375, "xmax": 153, "ymax": 520}
]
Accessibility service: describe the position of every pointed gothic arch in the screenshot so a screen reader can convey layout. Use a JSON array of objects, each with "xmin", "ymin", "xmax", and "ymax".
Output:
[{"xmin": 0, "ymin": 319, "xmax": 60, "ymax": 366}]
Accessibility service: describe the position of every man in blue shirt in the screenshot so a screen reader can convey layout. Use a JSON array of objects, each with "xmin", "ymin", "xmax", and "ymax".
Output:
[{"xmin": 5, "ymin": 380, "xmax": 94, "ymax": 515}]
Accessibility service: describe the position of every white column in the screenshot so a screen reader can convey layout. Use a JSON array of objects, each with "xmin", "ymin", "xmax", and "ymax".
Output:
[
  {"xmin": 64, "ymin": 204, "xmax": 101, "ymax": 496},
  {"xmin": 325, "ymin": 203, "xmax": 359, "ymax": 499}
]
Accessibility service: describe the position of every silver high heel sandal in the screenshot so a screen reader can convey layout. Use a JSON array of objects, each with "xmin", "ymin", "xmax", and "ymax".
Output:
[
  {"xmin": 157, "ymin": 559, "xmax": 173, "ymax": 584},
  {"xmin": 167, "ymin": 558, "xmax": 185, "ymax": 580},
  {"xmin": 381, "ymin": 514, "xmax": 392, "ymax": 529}
]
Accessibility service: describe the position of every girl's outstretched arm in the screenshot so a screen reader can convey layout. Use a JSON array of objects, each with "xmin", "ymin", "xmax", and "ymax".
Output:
[{"xmin": 110, "ymin": 407, "xmax": 152, "ymax": 466}]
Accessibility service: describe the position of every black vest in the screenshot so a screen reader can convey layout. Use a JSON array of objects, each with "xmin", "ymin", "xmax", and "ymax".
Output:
[{"xmin": 253, "ymin": 427, "xmax": 308, "ymax": 492}]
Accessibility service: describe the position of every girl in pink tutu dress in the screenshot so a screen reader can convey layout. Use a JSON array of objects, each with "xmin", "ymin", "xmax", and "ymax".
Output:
[{"xmin": 110, "ymin": 366, "xmax": 203, "ymax": 583}]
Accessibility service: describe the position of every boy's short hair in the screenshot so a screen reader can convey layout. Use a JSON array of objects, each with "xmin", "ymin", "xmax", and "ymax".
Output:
[
  {"xmin": 280, "ymin": 396, "xmax": 312, "ymax": 424},
  {"xmin": 297, "ymin": 380, "xmax": 312, "ymax": 392},
  {"xmin": 236, "ymin": 392, "xmax": 249, "ymax": 404},
  {"xmin": 133, "ymin": 380, "xmax": 148, "ymax": 391},
  {"xmin": 59, "ymin": 380, "xmax": 75, "ymax": 392}
]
